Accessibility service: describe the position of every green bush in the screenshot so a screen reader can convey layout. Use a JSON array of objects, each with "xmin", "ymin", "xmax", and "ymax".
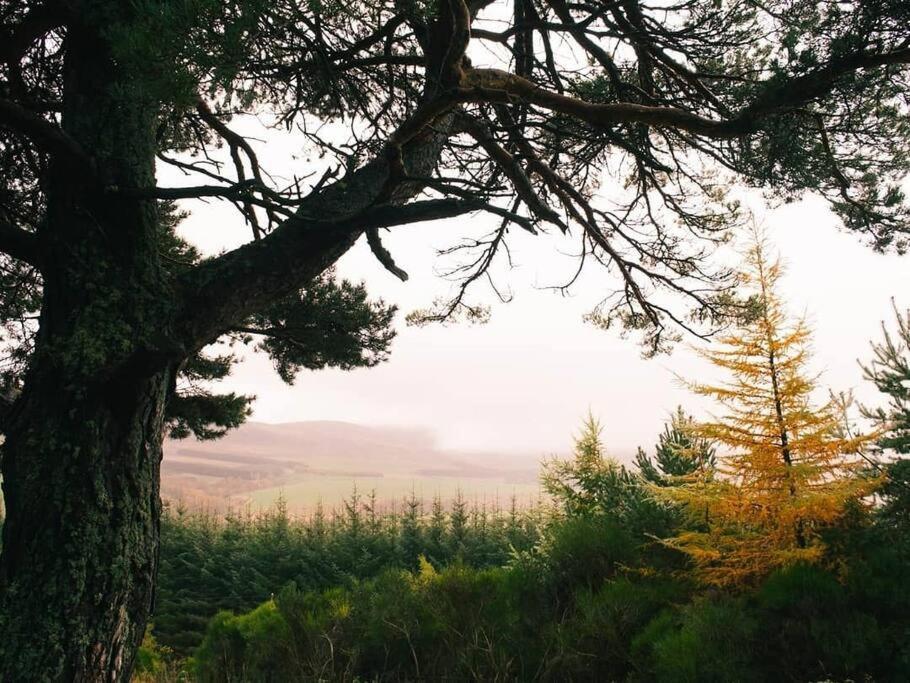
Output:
[
  {"xmin": 193, "ymin": 601, "xmax": 292, "ymax": 682},
  {"xmin": 643, "ymin": 599, "xmax": 758, "ymax": 683}
]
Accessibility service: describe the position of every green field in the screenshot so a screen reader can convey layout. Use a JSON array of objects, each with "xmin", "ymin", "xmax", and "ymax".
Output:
[{"xmin": 244, "ymin": 474, "xmax": 544, "ymax": 512}]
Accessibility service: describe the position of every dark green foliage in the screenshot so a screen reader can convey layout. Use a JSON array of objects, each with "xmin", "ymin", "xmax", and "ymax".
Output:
[
  {"xmin": 753, "ymin": 564, "xmax": 886, "ymax": 680},
  {"xmin": 166, "ymin": 392, "xmax": 251, "ymax": 441},
  {"xmin": 152, "ymin": 494, "xmax": 544, "ymax": 656},
  {"xmin": 635, "ymin": 406, "xmax": 716, "ymax": 486},
  {"xmin": 877, "ymin": 458, "xmax": 910, "ymax": 528},
  {"xmin": 183, "ymin": 434, "xmax": 910, "ymax": 682},
  {"xmin": 557, "ymin": 577, "xmax": 688, "ymax": 681},
  {"xmin": 250, "ymin": 277, "xmax": 397, "ymax": 383},
  {"xmin": 538, "ymin": 516, "xmax": 635, "ymax": 592},
  {"xmin": 192, "ymin": 603, "xmax": 292, "ymax": 682},
  {"xmin": 641, "ymin": 598, "xmax": 759, "ymax": 683}
]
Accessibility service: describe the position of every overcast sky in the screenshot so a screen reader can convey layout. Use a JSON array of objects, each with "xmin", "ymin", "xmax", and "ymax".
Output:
[{"xmin": 172, "ymin": 160, "xmax": 906, "ymax": 462}]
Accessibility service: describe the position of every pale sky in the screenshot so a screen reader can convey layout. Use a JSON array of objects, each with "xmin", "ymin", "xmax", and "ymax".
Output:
[
  {"xmin": 158, "ymin": 4, "xmax": 909, "ymax": 463},
  {"xmin": 172, "ymin": 146, "xmax": 907, "ymax": 460}
]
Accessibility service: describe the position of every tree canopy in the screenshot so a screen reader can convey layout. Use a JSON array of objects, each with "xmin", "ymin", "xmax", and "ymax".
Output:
[{"xmin": 2, "ymin": 0, "xmax": 909, "ymax": 366}]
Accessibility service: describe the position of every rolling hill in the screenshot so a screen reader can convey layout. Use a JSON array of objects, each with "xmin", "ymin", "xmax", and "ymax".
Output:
[{"xmin": 161, "ymin": 421, "xmax": 546, "ymax": 511}]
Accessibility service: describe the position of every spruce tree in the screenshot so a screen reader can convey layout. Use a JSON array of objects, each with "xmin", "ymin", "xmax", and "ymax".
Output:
[
  {"xmin": 862, "ymin": 301, "xmax": 910, "ymax": 455},
  {"xmin": 398, "ymin": 490, "xmax": 424, "ymax": 569},
  {"xmin": 449, "ymin": 491, "xmax": 469, "ymax": 559},
  {"xmin": 635, "ymin": 406, "xmax": 717, "ymax": 486},
  {"xmin": 543, "ymin": 414, "xmax": 641, "ymax": 518}
]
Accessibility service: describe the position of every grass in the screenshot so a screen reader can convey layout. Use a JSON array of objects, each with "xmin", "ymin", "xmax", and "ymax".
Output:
[{"xmin": 244, "ymin": 474, "xmax": 544, "ymax": 512}]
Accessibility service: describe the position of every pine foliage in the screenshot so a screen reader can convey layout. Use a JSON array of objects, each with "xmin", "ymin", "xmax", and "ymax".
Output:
[
  {"xmin": 635, "ymin": 406, "xmax": 717, "ymax": 486},
  {"xmin": 542, "ymin": 415, "xmax": 643, "ymax": 519},
  {"xmin": 862, "ymin": 301, "xmax": 910, "ymax": 454}
]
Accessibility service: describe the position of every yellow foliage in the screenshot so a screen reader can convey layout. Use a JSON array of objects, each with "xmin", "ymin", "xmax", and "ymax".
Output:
[
  {"xmin": 660, "ymin": 230, "xmax": 879, "ymax": 586},
  {"xmin": 416, "ymin": 555, "xmax": 438, "ymax": 583}
]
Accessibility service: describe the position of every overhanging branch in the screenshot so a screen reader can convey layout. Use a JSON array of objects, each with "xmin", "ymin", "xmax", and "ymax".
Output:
[
  {"xmin": 459, "ymin": 46, "xmax": 910, "ymax": 139},
  {"xmin": 0, "ymin": 219, "xmax": 43, "ymax": 269},
  {"xmin": 174, "ymin": 195, "xmax": 479, "ymax": 349}
]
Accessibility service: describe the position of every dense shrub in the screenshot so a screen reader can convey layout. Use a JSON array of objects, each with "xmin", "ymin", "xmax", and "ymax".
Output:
[{"xmin": 185, "ymin": 472, "xmax": 910, "ymax": 683}]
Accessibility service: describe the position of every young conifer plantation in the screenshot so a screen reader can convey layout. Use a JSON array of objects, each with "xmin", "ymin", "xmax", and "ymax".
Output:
[{"xmin": 1, "ymin": 0, "xmax": 910, "ymax": 680}]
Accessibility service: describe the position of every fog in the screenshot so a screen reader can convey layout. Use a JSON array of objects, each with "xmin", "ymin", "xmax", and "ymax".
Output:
[{"xmin": 173, "ymin": 155, "xmax": 906, "ymax": 461}]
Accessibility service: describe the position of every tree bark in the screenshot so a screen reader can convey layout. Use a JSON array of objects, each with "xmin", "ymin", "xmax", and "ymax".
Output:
[
  {"xmin": 0, "ymin": 361, "xmax": 172, "ymax": 680},
  {"xmin": 0, "ymin": 13, "xmax": 176, "ymax": 680}
]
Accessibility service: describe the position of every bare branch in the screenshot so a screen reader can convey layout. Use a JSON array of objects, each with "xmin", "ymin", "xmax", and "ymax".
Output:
[
  {"xmin": 366, "ymin": 227, "xmax": 409, "ymax": 281},
  {"xmin": 457, "ymin": 113, "xmax": 565, "ymax": 228}
]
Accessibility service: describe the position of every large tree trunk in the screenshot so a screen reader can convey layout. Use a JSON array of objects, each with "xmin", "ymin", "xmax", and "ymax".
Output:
[
  {"xmin": 0, "ymin": 361, "xmax": 171, "ymax": 680},
  {"xmin": 0, "ymin": 12, "xmax": 176, "ymax": 680}
]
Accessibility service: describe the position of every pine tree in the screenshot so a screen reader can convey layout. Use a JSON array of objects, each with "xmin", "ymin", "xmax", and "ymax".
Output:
[
  {"xmin": 343, "ymin": 487, "xmax": 363, "ymax": 539},
  {"xmin": 635, "ymin": 406, "xmax": 717, "ymax": 486},
  {"xmin": 310, "ymin": 501, "xmax": 327, "ymax": 540},
  {"xmin": 427, "ymin": 495, "xmax": 446, "ymax": 564},
  {"xmin": 542, "ymin": 414, "xmax": 643, "ymax": 519},
  {"xmin": 663, "ymin": 232, "xmax": 878, "ymax": 586},
  {"xmin": 861, "ymin": 301, "xmax": 910, "ymax": 455},
  {"xmin": 398, "ymin": 489, "xmax": 423, "ymax": 568},
  {"xmin": 449, "ymin": 491, "xmax": 469, "ymax": 558}
]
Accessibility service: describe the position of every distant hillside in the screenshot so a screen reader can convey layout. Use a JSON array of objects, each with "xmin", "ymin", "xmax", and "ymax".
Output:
[{"xmin": 162, "ymin": 421, "xmax": 545, "ymax": 510}]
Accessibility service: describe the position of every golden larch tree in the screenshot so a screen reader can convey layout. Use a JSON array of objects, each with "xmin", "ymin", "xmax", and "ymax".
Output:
[{"xmin": 662, "ymin": 231, "xmax": 878, "ymax": 586}]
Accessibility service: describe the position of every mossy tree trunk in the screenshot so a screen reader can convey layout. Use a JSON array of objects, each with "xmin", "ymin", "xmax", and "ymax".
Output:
[
  {"xmin": 0, "ymin": 363, "xmax": 173, "ymax": 680},
  {"xmin": 0, "ymin": 15, "xmax": 177, "ymax": 681}
]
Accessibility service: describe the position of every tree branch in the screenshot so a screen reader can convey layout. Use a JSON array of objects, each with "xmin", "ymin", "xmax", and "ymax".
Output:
[
  {"xmin": 457, "ymin": 113, "xmax": 565, "ymax": 228},
  {"xmin": 195, "ymin": 100, "xmax": 275, "ymax": 238},
  {"xmin": 0, "ymin": 2, "xmax": 63, "ymax": 65},
  {"xmin": 0, "ymin": 219, "xmax": 43, "ymax": 269},
  {"xmin": 175, "ymin": 192, "xmax": 480, "ymax": 349},
  {"xmin": 459, "ymin": 67, "xmax": 744, "ymax": 137},
  {"xmin": 459, "ymin": 46, "xmax": 910, "ymax": 138},
  {"xmin": 366, "ymin": 227, "xmax": 409, "ymax": 281},
  {"xmin": 0, "ymin": 97, "xmax": 93, "ymax": 171},
  {"xmin": 126, "ymin": 180, "xmax": 260, "ymax": 201}
]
